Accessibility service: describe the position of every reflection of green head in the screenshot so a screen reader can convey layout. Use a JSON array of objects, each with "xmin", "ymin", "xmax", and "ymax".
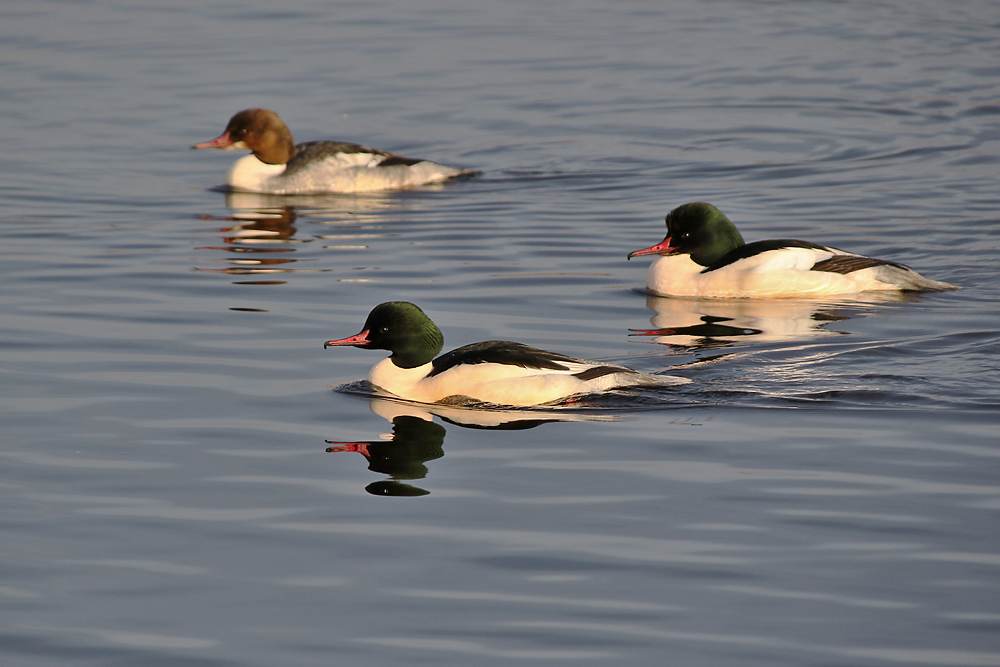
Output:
[
  {"xmin": 364, "ymin": 416, "xmax": 445, "ymax": 479},
  {"xmin": 365, "ymin": 480, "xmax": 430, "ymax": 497}
]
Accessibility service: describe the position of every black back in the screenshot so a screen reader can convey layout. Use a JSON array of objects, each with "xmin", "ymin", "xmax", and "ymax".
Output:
[
  {"xmin": 428, "ymin": 341, "xmax": 578, "ymax": 377},
  {"xmin": 285, "ymin": 141, "xmax": 384, "ymax": 174},
  {"xmin": 287, "ymin": 141, "xmax": 421, "ymax": 175}
]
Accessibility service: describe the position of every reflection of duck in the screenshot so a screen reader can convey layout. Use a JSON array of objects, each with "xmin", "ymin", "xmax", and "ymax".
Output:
[
  {"xmin": 217, "ymin": 205, "xmax": 299, "ymax": 241},
  {"xmin": 192, "ymin": 108, "xmax": 471, "ymax": 194},
  {"xmin": 223, "ymin": 191, "xmax": 400, "ymax": 218},
  {"xmin": 194, "ymin": 190, "xmax": 433, "ymax": 281},
  {"xmin": 323, "ymin": 302, "xmax": 689, "ymax": 407},
  {"xmin": 628, "ymin": 202, "xmax": 959, "ymax": 298},
  {"xmin": 326, "ymin": 397, "xmax": 617, "ymax": 497},
  {"xmin": 631, "ymin": 294, "xmax": 851, "ymax": 347},
  {"xmin": 195, "ymin": 198, "xmax": 304, "ymax": 281},
  {"xmin": 327, "ymin": 415, "xmax": 445, "ymax": 497}
]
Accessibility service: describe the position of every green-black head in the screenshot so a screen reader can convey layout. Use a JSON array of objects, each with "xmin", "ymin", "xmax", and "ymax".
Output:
[
  {"xmin": 324, "ymin": 301, "xmax": 445, "ymax": 369},
  {"xmin": 628, "ymin": 202, "xmax": 745, "ymax": 267}
]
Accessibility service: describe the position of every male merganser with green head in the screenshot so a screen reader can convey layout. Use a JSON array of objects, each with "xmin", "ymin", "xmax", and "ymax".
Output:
[
  {"xmin": 628, "ymin": 202, "xmax": 959, "ymax": 298},
  {"xmin": 192, "ymin": 108, "xmax": 470, "ymax": 194},
  {"xmin": 324, "ymin": 302, "xmax": 688, "ymax": 406}
]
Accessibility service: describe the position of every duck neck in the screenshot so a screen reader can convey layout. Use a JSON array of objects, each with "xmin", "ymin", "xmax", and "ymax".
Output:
[
  {"xmin": 691, "ymin": 224, "xmax": 745, "ymax": 267},
  {"xmin": 389, "ymin": 329, "xmax": 443, "ymax": 369},
  {"xmin": 253, "ymin": 126, "xmax": 295, "ymax": 165}
]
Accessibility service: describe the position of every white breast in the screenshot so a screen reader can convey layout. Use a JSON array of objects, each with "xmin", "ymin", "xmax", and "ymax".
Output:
[{"xmin": 225, "ymin": 155, "xmax": 286, "ymax": 192}]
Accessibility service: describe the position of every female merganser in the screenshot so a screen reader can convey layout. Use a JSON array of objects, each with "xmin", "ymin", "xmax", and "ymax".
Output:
[
  {"xmin": 323, "ymin": 302, "xmax": 689, "ymax": 407},
  {"xmin": 628, "ymin": 202, "xmax": 959, "ymax": 298},
  {"xmin": 191, "ymin": 108, "xmax": 471, "ymax": 194}
]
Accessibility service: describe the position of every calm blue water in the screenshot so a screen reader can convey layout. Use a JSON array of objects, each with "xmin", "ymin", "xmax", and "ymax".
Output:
[{"xmin": 2, "ymin": 0, "xmax": 999, "ymax": 665}]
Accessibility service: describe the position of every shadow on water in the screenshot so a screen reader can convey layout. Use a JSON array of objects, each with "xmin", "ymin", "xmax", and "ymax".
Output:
[{"xmin": 325, "ymin": 394, "xmax": 623, "ymax": 497}]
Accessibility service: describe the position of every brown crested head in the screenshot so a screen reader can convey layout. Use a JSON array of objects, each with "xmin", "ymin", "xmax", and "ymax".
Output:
[
  {"xmin": 223, "ymin": 108, "xmax": 295, "ymax": 165},
  {"xmin": 191, "ymin": 108, "xmax": 296, "ymax": 165}
]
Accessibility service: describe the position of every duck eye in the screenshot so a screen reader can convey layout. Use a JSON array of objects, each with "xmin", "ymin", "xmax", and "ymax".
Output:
[{"xmin": 379, "ymin": 326, "xmax": 390, "ymax": 334}]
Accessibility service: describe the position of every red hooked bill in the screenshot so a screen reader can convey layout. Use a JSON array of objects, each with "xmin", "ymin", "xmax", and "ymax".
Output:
[
  {"xmin": 190, "ymin": 132, "xmax": 238, "ymax": 150},
  {"xmin": 627, "ymin": 237, "xmax": 677, "ymax": 259},
  {"xmin": 323, "ymin": 329, "xmax": 371, "ymax": 348}
]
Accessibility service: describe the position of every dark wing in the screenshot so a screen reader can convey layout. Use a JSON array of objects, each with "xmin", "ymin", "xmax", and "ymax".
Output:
[
  {"xmin": 701, "ymin": 239, "xmax": 834, "ymax": 273},
  {"xmin": 428, "ymin": 341, "xmax": 580, "ymax": 377},
  {"xmin": 287, "ymin": 141, "xmax": 423, "ymax": 175},
  {"xmin": 571, "ymin": 365, "xmax": 630, "ymax": 381},
  {"xmin": 285, "ymin": 140, "xmax": 391, "ymax": 175},
  {"xmin": 810, "ymin": 255, "xmax": 909, "ymax": 274},
  {"xmin": 376, "ymin": 154, "xmax": 425, "ymax": 167}
]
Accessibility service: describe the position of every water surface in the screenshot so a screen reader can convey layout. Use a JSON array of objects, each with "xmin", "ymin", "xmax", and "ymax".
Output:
[{"xmin": 1, "ymin": 1, "xmax": 999, "ymax": 665}]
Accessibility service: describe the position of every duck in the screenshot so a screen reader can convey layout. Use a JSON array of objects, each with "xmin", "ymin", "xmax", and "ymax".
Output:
[
  {"xmin": 191, "ymin": 108, "xmax": 471, "ymax": 194},
  {"xmin": 323, "ymin": 301, "xmax": 689, "ymax": 407},
  {"xmin": 628, "ymin": 202, "xmax": 959, "ymax": 298}
]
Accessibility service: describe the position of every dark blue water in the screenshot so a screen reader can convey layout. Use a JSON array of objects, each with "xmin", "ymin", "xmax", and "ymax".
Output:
[{"xmin": 1, "ymin": 0, "xmax": 999, "ymax": 665}]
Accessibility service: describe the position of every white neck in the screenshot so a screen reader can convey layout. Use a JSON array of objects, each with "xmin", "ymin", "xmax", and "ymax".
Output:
[
  {"xmin": 225, "ymin": 154, "xmax": 286, "ymax": 192},
  {"xmin": 367, "ymin": 358, "xmax": 433, "ymax": 398},
  {"xmin": 646, "ymin": 254, "xmax": 706, "ymax": 297}
]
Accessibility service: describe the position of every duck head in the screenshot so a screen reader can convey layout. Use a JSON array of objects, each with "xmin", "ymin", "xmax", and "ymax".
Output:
[
  {"xmin": 628, "ymin": 202, "xmax": 746, "ymax": 267},
  {"xmin": 324, "ymin": 301, "xmax": 445, "ymax": 369},
  {"xmin": 191, "ymin": 108, "xmax": 295, "ymax": 165}
]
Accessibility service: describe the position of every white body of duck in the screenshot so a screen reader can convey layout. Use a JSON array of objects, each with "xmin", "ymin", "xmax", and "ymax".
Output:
[
  {"xmin": 324, "ymin": 302, "xmax": 688, "ymax": 407},
  {"xmin": 192, "ymin": 108, "xmax": 470, "ymax": 194},
  {"xmin": 629, "ymin": 203, "xmax": 959, "ymax": 299}
]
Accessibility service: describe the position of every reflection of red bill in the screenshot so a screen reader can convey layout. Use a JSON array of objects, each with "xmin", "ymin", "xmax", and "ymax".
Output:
[
  {"xmin": 325, "ymin": 441, "xmax": 371, "ymax": 457},
  {"xmin": 628, "ymin": 328, "xmax": 676, "ymax": 336}
]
